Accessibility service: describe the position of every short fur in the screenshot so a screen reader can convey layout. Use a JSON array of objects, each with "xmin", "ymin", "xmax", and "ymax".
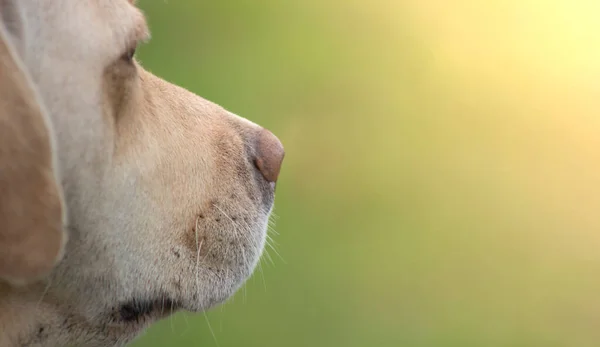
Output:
[
  {"xmin": 0, "ymin": 18, "xmax": 66, "ymax": 286},
  {"xmin": 0, "ymin": 1, "xmax": 282, "ymax": 346}
]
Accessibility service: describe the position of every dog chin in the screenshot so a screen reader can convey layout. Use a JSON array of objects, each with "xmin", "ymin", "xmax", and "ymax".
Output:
[
  {"xmin": 184, "ymin": 273, "xmax": 250, "ymax": 313},
  {"xmin": 112, "ymin": 294, "xmax": 231, "ymax": 328},
  {"xmin": 111, "ymin": 221, "xmax": 266, "ymax": 328}
]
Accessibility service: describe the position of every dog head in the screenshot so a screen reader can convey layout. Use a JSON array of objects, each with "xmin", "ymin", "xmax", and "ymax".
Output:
[{"xmin": 0, "ymin": 0, "xmax": 284, "ymax": 345}]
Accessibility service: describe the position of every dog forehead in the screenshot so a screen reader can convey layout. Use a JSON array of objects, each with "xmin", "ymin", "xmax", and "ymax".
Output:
[
  {"xmin": 32, "ymin": 0, "xmax": 147, "ymax": 61},
  {"xmin": 84, "ymin": 0, "xmax": 149, "ymax": 53}
]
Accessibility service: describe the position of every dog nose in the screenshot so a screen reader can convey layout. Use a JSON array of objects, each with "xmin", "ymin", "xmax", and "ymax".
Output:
[{"xmin": 254, "ymin": 128, "xmax": 284, "ymax": 183}]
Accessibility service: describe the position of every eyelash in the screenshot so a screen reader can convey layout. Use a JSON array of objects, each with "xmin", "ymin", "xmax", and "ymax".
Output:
[{"xmin": 122, "ymin": 47, "xmax": 137, "ymax": 62}]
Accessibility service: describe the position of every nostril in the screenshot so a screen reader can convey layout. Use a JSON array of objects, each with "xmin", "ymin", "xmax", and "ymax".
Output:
[{"xmin": 254, "ymin": 128, "xmax": 284, "ymax": 183}]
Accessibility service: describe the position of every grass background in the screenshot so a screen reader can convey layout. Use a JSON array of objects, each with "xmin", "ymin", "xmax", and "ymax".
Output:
[{"xmin": 132, "ymin": 1, "xmax": 600, "ymax": 346}]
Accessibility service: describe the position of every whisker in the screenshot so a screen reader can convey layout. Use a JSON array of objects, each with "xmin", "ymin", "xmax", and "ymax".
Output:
[
  {"xmin": 181, "ymin": 312, "xmax": 190, "ymax": 336},
  {"xmin": 236, "ymin": 222, "xmax": 260, "ymax": 249},
  {"xmin": 36, "ymin": 278, "xmax": 53, "ymax": 311},
  {"xmin": 265, "ymin": 233, "xmax": 280, "ymax": 247},
  {"xmin": 214, "ymin": 205, "xmax": 235, "ymax": 225},
  {"xmin": 263, "ymin": 248, "xmax": 275, "ymax": 267},
  {"xmin": 200, "ymin": 240, "xmax": 219, "ymax": 263},
  {"xmin": 267, "ymin": 225, "xmax": 277, "ymax": 234},
  {"xmin": 211, "ymin": 201, "xmax": 283, "ymax": 308},
  {"xmin": 239, "ymin": 245, "xmax": 248, "ymax": 303},
  {"xmin": 195, "ymin": 216, "xmax": 203, "ymax": 290},
  {"xmin": 203, "ymin": 309, "xmax": 220, "ymax": 347},
  {"xmin": 215, "ymin": 204, "xmax": 259, "ymax": 250},
  {"xmin": 264, "ymin": 238, "xmax": 285, "ymax": 264},
  {"xmin": 194, "ymin": 214, "xmax": 206, "ymax": 334},
  {"xmin": 169, "ymin": 300, "xmax": 175, "ymax": 334},
  {"xmin": 219, "ymin": 302, "xmax": 225, "ymax": 333},
  {"xmin": 258, "ymin": 258, "xmax": 267, "ymax": 292},
  {"xmin": 243, "ymin": 282, "xmax": 247, "ymax": 304}
]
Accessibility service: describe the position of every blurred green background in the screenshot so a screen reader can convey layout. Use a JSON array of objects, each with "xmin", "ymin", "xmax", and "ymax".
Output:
[{"xmin": 133, "ymin": 1, "xmax": 600, "ymax": 346}]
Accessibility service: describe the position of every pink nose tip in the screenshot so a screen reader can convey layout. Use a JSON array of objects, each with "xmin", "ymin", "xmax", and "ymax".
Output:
[{"xmin": 254, "ymin": 128, "xmax": 285, "ymax": 183}]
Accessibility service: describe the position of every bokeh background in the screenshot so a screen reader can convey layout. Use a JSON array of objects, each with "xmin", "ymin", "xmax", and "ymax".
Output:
[{"xmin": 132, "ymin": 1, "xmax": 600, "ymax": 346}]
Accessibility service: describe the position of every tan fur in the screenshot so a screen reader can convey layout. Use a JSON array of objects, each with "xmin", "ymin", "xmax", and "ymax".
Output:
[
  {"xmin": 0, "ymin": 23, "xmax": 65, "ymax": 285},
  {"xmin": 0, "ymin": 1, "xmax": 283, "ymax": 346}
]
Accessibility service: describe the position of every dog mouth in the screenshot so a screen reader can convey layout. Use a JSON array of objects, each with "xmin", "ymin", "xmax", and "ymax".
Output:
[
  {"xmin": 112, "ymin": 293, "xmax": 227, "ymax": 327},
  {"xmin": 111, "ymin": 261, "xmax": 247, "ymax": 325},
  {"xmin": 114, "ymin": 297, "xmax": 182, "ymax": 324},
  {"xmin": 107, "ymin": 195, "xmax": 273, "ymax": 326}
]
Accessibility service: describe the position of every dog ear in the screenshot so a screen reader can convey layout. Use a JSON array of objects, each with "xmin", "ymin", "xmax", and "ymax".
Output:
[{"xmin": 0, "ymin": 22, "xmax": 66, "ymax": 285}]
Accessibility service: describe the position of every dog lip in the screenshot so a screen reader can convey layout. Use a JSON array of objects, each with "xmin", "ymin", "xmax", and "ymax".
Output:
[
  {"xmin": 117, "ymin": 297, "xmax": 182, "ymax": 323},
  {"xmin": 181, "ymin": 292, "xmax": 229, "ymax": 313}
]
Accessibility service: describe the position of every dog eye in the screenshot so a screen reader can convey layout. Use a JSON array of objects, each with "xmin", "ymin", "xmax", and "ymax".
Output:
[{"xmin": 122, "ymin": 47, "xmax": 136, "ymax": 62}]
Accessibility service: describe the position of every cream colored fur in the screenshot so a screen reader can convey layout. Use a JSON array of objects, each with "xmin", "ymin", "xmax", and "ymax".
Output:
[{"xmin": 0, "ymin": 1, "xmax": 281, "ymax": 346}]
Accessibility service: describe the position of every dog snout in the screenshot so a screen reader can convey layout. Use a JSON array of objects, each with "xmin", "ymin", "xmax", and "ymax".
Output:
[{"xmin": 253, "ymin": 128, "xmax": 284, "ymax": 183}]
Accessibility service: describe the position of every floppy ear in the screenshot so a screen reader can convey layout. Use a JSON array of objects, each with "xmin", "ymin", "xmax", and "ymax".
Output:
[{"xmin": 0, "ymin": 21, "xmax": 66, "ymax": 285}]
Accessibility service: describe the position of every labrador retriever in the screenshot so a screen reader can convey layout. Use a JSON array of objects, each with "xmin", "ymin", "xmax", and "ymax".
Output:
[{"xmin": 0, "ymin": 0, "xmax": 284, "ymax": 346}]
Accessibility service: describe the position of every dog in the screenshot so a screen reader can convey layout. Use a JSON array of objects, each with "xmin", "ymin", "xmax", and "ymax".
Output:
[{"xmin": 0, "ymin": 0, "xmax": 284, "ymax": 346}]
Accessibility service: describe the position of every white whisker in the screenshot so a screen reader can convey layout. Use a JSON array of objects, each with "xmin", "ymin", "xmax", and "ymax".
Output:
[
  {"xmin": 258, "ymin": 258, "xmax": 267, "ymax": 291},
  {"xmin": 219, "ymin": 302, "xmax": 225, "ymax": 333},
  {"xmin": 195, "ymin": 216, "xmax": 203, "ymax": 290},
  {"xmin": 36, "ymin": 278, "xmax": 53, "ymax": 311},
  {"xmin": 214, "ymin": 205, "xmax": 235, "ymax": 225},
  {"xmin": 169, "ymin": 301, "xmax": 175, "ymax": 333},
  {"xmin": 265, "ymin": 233, "xmax": 280, "ymax": 247},
  {"xmin": 269, "ymin": 248, "xmax": 286, "ymax": 264},
  {"xmin": 181, "ymin": 312, "xmax": 190, "ymax": 336},
  {"xmin": 203, "ymin": 309, "xmax": 220, "ymax": 347},
  {"xmin": 263, "ymin": 248, "xmax": 275, "ymax": 266},
  {"xmin": 239, "ymin": 245, "xmax": 248, "ymax": 303}
]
